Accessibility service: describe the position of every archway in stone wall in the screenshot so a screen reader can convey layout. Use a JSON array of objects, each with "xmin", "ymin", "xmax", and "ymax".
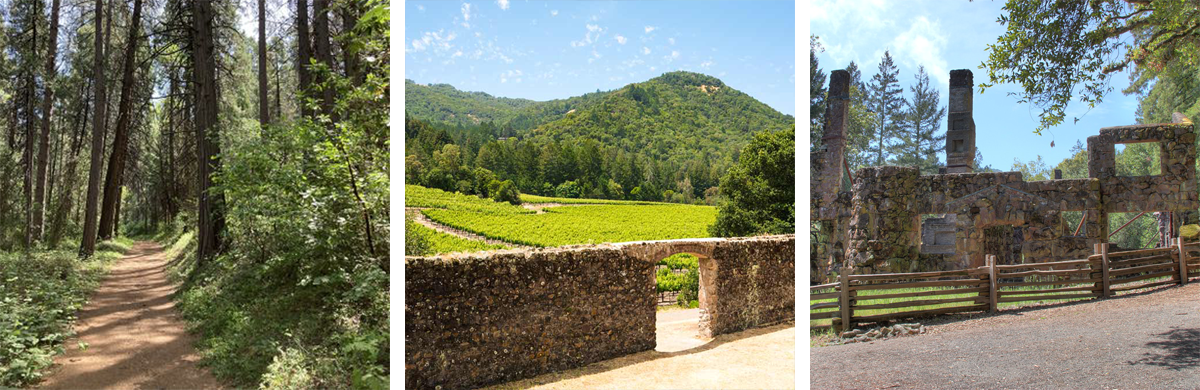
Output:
[{"xmin": 652, "ymin": 250, "xmax": 717, "ymax": 353}]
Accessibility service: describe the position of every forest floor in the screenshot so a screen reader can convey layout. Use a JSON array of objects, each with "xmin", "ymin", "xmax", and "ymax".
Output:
[
  {"xmin": 37, "ymin": 241, "xmax": 222, "ymax": 390},
  {"xmin": 405, "ymin": 207, "xmax": 532, "ymax": 249},
  {"xmin": 810, "ymin": 282, "xmax": 1200, "ymax": 389},
  {"xmin": 489, "ymin": 321, "xmax": 795, "ymax": 389}
]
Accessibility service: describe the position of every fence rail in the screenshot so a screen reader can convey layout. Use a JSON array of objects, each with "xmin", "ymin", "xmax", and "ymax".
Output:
[{"xmin": 811, "ymin": 239, "xmax": 1198, "ymax": 332}]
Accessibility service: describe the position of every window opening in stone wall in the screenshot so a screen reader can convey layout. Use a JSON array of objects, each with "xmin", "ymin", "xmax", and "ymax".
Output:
[
  {"xmin": 1107, "ymin": 212, "xmax": 1159, "ymax": 251},
  {"xmin": 1114, "ymin": 142, "xmax": 1162, "ymax": 177},
  {"xmin": 654, "ymin": 253, "xmax": 713, "ymax": 352}
]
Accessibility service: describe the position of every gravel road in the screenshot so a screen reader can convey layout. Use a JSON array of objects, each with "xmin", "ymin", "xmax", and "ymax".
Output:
[{"xmin": 811, "ymin": 282, "xmax": 1200, "ymax": 389}]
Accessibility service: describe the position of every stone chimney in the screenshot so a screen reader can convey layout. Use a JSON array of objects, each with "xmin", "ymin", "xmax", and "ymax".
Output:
[
  {"xmin": 817, "ymin": 70, "xmax": 850, "ymax": 202},
  {"xmin": 945, "ymin": 69, "xmax": 975, "ymax": 173}
]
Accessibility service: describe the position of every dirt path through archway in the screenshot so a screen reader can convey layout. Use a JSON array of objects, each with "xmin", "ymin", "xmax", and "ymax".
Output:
[{"xmin": 38, "ymin": 241, "xmax": 222, "ymax": 389}]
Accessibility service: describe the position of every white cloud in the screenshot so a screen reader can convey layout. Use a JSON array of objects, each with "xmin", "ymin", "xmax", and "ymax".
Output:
[
  {"xmin": 615, "ymin": 35, "xmax": 627, "ymax": 45},
  {"xmin": 551, "ymin": 10, "xmax": 558, "ymax": 16},
  {"xmin": 664, "ymin": 50, "xmax": 680, "ymax": 62},
  {"xmin": 642, "ymin": 47, "xmax": 651, "ymax": 55},
  {"xmin": 417, "ymin": 5, "xmax": 425, "ymax": 11},
  {"xmin": 452, "ymin": 51, "xmax": 464, "ymax": 58},
  {"xmin": 644, "ymin": 26, "xmax": 656, "ymax": 33},
  {"xmin": 700, "ymin": 60, "xmax": 713, "ymax": 69},
  {"xmin": 592, "ymin": 50, "xmax": 602, "ymax": 59},
  {"xmin": 410, "ymin": 30, "xmax": 457, "ymax": 53},
  {"xmin": 500, "ymin": 69, "xmax": 523, "ymax": 83},
  {"xmin": 668, "ymin": 38, "xmax": 675, "ymax": 45},
  {"xmin": 462, "ymin": 3, "xmax": 471, "ymax": 21},
  {"xmin": 571, "ymin": 24, "xmax": 605, "ymax": 47},
  {"xmin": 497, "ymin": 0, "xmax": 509, "ymax": 10},
  {"xmin": 890, "ymin": 16, "xmax": 950, "ymax": 86}
]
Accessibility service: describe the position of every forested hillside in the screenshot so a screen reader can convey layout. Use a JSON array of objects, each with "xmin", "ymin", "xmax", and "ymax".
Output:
[{"xmin": 405, "ymin": 71, "xmax": 794, "ymax": 203}]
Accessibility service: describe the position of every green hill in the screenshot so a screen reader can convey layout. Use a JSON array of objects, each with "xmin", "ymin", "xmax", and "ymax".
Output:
[
  {"xmin": 405, "ymin": 71, "xmax": 794, "ymax": 163},
  {"xmin": 404, "ymin": 71, "xmax": 793, "ymax": 202}
]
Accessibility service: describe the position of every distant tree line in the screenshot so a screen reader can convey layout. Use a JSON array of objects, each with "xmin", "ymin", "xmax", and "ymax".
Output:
[{"xmin": 405, "ymin": 117, "xmax": 731, "ymax": 204}]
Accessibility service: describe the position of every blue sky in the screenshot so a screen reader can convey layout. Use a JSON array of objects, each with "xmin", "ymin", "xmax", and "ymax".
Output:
[
  {"xmin": 404, "ymin": 0, "xmax": 796, "ymax": 115},
  {"xmin": 811, "ymin": 0, "xmax": 1143, "ymax": 171}
]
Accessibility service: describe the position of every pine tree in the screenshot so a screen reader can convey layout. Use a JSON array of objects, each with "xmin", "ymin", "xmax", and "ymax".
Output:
[
  {"xmin": 810, "ymin": 35, "xmax": 826, "ymax": 151},
  {"xmin": 865, "ymin": 50, "xmax": 904, "ymax": 166},
  {"xmin": 843, "ymin": 61, "xmax": 876, "ymax": 172},
  {"xmin": 890, "ymin": 66, "xmax": 946, "ymax": 174}
]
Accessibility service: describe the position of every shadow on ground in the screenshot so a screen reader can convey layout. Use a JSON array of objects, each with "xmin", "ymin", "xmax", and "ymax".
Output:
[{"xmin": 1129, "ymin": 327, "xmax": 1200, "ymax": 370}]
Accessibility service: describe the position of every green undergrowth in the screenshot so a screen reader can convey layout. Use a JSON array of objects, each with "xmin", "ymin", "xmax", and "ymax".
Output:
[
  {"xmin": 165, "ymin": 230, "xmax": 388, "ymax": 389},
  {"xmin": 1, "ymin": 241, "xmax": 129, "ymax": 387}
]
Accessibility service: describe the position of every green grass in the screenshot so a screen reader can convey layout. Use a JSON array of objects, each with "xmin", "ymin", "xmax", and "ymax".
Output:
[
  {"xmin": 405, "ymin": 185, "xmax": 530, "ymax": 215},
  {"xmin": 0, "ymin": 243, "xmax": 128, "ymax": 387},
  {"xmin": 519, "ymin": 194, "xmax": 667, "ymax": 205},
  {"xmin": 423, "ymin": 203, "xmax": 717, "ymax": 247},
  {"xmin": 406, "ymin": 219, "xmax": 508, "ymax": 255}
]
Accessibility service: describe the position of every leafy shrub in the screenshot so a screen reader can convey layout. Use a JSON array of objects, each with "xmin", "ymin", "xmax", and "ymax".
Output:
[
  {"xmin": 0, "ymin": 249, "xmax": 116, "ymax": 387},
  {"xmin": 490, "ymin": 180, "xmax": 521, "ymax": 205}
]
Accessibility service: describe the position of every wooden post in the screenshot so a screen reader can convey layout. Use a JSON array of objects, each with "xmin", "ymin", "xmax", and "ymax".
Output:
[
  {"xmin": 1177, "ymin": 237, "xmax": 1188, "ymax": 285},
  {"xmin": 987, "ymin": 255, "xmax": 998, "ymax": 312},
  {"xmin": 1101, "ymin": 243, "xmax": 1111, "ymax": 298},
  {"xmin": 837, "ymin": 267, "xmax": 852, "ymax": 332}
]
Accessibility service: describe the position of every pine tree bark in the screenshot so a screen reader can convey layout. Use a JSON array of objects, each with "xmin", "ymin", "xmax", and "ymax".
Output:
[
  {"xmin": 98, "ymin": 0, "xmax": 144, "ymax": 240},
  {"xmin": 80, "ymin": 0, "xmax": 109, "ymax": 258},
  {"xmin": 193, "ymin": 0, "xmax": 225, "ymax": 264},
  {"xmin": 258, "ymin": 0, "xmax": 270, "ymax": 125},
  {"xmin": 313, "ymin": 0, "xmax": 334, "ymax": 119},
  {"xmin": 33, "ymin": 0, "xmax": 62, "ymax": 244},
  {"xmin": 341, "ymin": 3, "xmax": 362, "ymax": 86},
  {"xmin": 297, "ymin": 0, "xmax": 313, "ymax": 119},
  {"xmin": 48, "ymin": 80, "xmax": 90, "ymax": 248}
]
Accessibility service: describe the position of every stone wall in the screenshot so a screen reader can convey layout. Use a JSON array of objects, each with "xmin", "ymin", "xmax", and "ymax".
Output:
[
  {"xmin": 812, "ymin": 65, "xmax": 1198, "ymax": 280},
  {"xmin": 405, "ymin": 246, "xmax": 655, "ymax": 389},
  {"xmin": 406, "ymin": 235, "xmax": 795, "ymax": 389},
  {"xmin": 706, "ymin": 237, "xmax": 796, "ymax": 335}
]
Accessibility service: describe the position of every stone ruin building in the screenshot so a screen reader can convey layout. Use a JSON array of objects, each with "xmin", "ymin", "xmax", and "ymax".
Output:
[{"xmin": 811, "ymin": 68, "xmax": 1199, "ymax": 283}]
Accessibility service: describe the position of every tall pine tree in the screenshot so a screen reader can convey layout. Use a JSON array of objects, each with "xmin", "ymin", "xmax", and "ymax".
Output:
[
  {"xmin": 890, "ymin": 66, "xmax": 946, "ymax": 174},
  {"xmin": 810, "ymin": 35, "xmax": 826, "ymax": 151},
  {"xmin": 865, "ymin": 50, "xmax": 904, "ymax": 166}
]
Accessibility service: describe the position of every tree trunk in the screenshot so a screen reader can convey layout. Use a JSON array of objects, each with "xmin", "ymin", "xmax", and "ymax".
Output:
[
  {"xmin": 341, "ymin": 3, "xmax": 362, "ymax": 86},
  {"xmin": 98, "ymin": 0, "xmax": 144, "ymax": 240},
  {"xmin": 193, "ymin": 0, "xmax": 225, "ymax": 265},
  {"xmin": 258, "ymin": 0, "xmax": 270, "ymax": 125},
  {"xmin": 33, "ymin": 0, "xmax": 63, "ymax": 244},
  {"xmin": 313, "ymin": 0, "xmax": 334, "ymax": 119},
  {"xmin": 48, "ymin": 80, "xmax": 91, "ymax": 248},
  {"xmin": 80, "ymin": 0, "xmax": 109, "ymax": 258},
  {"xmin": 23, "ymin": 8, "xmax": 40, "ymax": 250},
  {"xmin": 297, "ymin": 0, "xmax": 312, "ymax": 119}
]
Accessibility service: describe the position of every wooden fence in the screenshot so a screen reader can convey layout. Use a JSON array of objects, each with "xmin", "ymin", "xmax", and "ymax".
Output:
[{"xmin": 811, "ymin": 239, "xmax": 1200, "ymax": 331}]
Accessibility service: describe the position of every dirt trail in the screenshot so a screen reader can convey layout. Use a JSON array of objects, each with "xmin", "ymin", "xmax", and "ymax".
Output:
[
  {"xmin": 810, "ymin": 282, "xmax": 1200, "ymax": 389},
  {"xmin": 38, "ymin": 241, "xmax": 222, "ymax": 390},
  {"xmin": 405, "ymin": 207, "xmax": 532, "ymax": 249}
]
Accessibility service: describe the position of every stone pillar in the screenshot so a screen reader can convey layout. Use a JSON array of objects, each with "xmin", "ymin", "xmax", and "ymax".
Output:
[
  {"xmin": 945, "ymin": 69, "xmax": 975, "ymax": 173},
  {"xmin": 816, "ymin": 70, "xmax": 850, "ymax": 204}
]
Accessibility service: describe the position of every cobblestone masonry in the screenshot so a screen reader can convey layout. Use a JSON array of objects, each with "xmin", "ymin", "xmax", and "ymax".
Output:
[
  {"xmin": 405, "ymin": 235, "xmax": 794, "ymax": 389},
  {"xmin": 811, "ymin": 68, "xmax": 1198, "ymax": 281}
]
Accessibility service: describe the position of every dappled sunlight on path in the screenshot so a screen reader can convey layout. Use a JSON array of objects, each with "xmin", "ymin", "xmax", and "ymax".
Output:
[{"xmin": 37, "ymin": 242, "xmax": 221, "ymax": 390}]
